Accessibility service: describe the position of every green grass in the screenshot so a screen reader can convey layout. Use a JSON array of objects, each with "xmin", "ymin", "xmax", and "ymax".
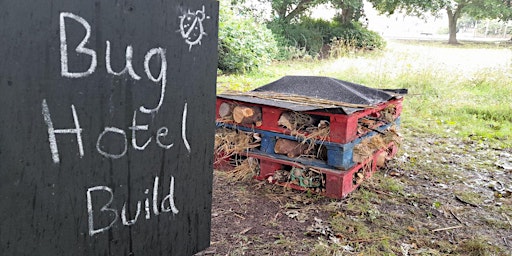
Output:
[{"xmin": 217, "ymin": 40, "xmax": 512, "ymax": 148}]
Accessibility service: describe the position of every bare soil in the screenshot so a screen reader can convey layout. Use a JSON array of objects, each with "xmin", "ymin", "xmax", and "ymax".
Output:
[{"xmin": 198, "ymin": 128, "xmax": 512, "ymax": 256}]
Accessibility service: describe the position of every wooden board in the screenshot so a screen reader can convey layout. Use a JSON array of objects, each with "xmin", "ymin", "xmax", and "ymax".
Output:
[{"xmin": 0, "ymin": 0, "xmax": 218, "ymax": 255}]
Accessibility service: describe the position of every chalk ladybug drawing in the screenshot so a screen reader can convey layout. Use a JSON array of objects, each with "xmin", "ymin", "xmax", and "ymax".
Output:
[{"xmin": 179, "ymin": 5, "xmax": 209, "ymax": 51}]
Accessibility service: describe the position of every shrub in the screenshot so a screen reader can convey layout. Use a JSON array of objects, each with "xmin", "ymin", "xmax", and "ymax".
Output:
[
  {"xmin": 330, "ymin": 22, "xmax": 386, "ymax": 51},
  {"xmin": 267, "ymin": 20, "xmax": 324, "ymax": 59},
  {"xmin": 269, "ymin": 19, "xmax": 385, "ymax": 59},
  {"xmin": 218, "ymin": 0, "xmax": 278, "ymax": 73}
]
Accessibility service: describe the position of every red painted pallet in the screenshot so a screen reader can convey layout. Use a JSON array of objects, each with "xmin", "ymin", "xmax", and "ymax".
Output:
[
  {"xmin": 216, "ymin": 97, "xmax": 403, "ymax": 144},
  {"xmin": 214, "ymin": 142, "xmax": 398, "ymax": 199}
]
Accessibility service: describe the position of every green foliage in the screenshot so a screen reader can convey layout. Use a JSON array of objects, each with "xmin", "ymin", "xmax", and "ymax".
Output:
[
  {"xmin": 270, "ymin": 0, "xmax": 329, "ymax": 21},
  {"xmin": 370, "ymin": 0, "xmax": 512, "ymax": 21},
  {"xmin": 330, "ymin": 22, "xmax": 386, "ymax": 50},
  {"xmin": 218, "ymin": 0, "xmax": 278, "ymax": 73},
  {"xmin": 369, "ymin": 0, "xmax": 512, "ymax": 44},
  {"xmin": 268, "ymin": 20, "xmax": 325, "ymax": 58},
  {"xmin": 269, "ymin": 18, "xmax": 386, "ymax": 59}
]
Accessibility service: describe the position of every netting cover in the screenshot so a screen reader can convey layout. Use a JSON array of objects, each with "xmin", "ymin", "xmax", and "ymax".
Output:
[{"xmin": 218, "ymin": 76, "xmax": 404, "ymax": 114}]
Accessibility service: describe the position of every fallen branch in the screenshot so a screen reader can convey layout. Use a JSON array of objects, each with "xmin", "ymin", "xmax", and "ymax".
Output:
[{"xmin": 431, "ymin": 225, "xmax": 463, "ymax": 232}]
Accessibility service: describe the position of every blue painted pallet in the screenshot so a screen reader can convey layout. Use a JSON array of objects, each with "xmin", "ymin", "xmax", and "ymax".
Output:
[{"xmin": 216, "ymin": 118, "xmax": 400, "ymax": 170}]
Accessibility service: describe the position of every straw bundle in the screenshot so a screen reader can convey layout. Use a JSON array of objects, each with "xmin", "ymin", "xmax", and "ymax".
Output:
[
  {"xmin": 214, "ymin": 128, "xmax": 260, "ymax": 160},
  {"xmin": 225, "ymin": 157, "xmax": 259, "ymax": 182}
]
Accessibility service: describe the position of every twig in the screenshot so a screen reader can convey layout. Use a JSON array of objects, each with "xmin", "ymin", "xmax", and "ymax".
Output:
[
  {"xmin": 449, "ymin": 210, "xmax": 464, "ymax": 225},
  {"xmin": 358, "ymin": 123, "xmax": 386, "ymax": 135},
  {"xmin": 431, "ymin": 225, "xmax": 463, "ymax": 232},
  {"xmin": 346, "ymin": 237, "xmax": 389, "ymax": 244},
  {"xmin": 365, "ymin": 186, "xmax": 393, "ymax": 196},
  {"xmin": 239, "ymin": 227, "xmax": 253, "ymax": 235},
  {"xmin": 229, "ymin": 209, "xmax": 246, "ymax": 220}
]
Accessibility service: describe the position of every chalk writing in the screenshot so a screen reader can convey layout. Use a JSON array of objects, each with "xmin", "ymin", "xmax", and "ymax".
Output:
[
  {"xmin": 86, "ymin": 186, "xmax": 117, "ymax": 236},
  {"xmin": 42, "ymin": 100, "xmax": 189, "ymax": 161},
  {"xmin": 156, "ymin": 127, "xmax": 174, "ymax": 149},
  {"xmin": 59, "ymin": 12, "xmax": 167, "ymax": 113},
  {"xmin": 60, "ymin": 12, "xmax": 97, "ymax": 78},
  {"xmin": 41, "ymin": 99, "xmax": 84, "ymax": 164},
  {"xmin": 96, "ymin": 127, "xmax": 128, "ymax": 159},
  {"xmin": 179, "ymin": 6, "xmax": 210, "ymax": 51},
  {"xmin": 50, "ymin": 11, "xmax": 195, "ymax": 238},
  {"xmin": 105, "ymin": 41, "xmax": 142, "ymax": 80},
  {"xmin": 182, "ymin": 102, "xmax": 191, "ymax": 153},
  {"xmin": 130, "ymin": 110, "xmax": 152, "ymax": 150},
  {"xmin": 86, "ymin": 175, "xmax": 178, "ymax": 236},
  {"xmin": 141, "ymin": 47, "xmax": 167, "ymax": 114}
]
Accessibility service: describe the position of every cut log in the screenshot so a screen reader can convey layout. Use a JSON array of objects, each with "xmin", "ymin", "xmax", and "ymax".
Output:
[
  {"xmin": 354, "ymin": 172, "xmax": 364, "ymax": 184},
  {"xmin": 278, "ymin": 112, "xmax": 316, "ymax": 131},
  {"xmin": 274, "ymin": 139, "xmax": 308, "ymax": 158},
  {"xmin": 278, "ymin": 112, "xmax": 294, "ymax": 130},
  {"xmin": 232, "ymin": 106, "xmax": 262, "ymax": 125},
  {"xmin": 376, "ymin": 151, "xmax": 388, "ymax": 167},
  {"xmin": 218, "ymin": 102, "xmax": 233, "ymax": 118}
]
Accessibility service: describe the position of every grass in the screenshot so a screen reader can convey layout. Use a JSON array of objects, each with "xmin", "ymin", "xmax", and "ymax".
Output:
[
  {"xmin": 217, "ymin": 39, "xmax": 512, "ymax": 148},
  {"xmin": 457, "ymin": 238, "xmax": 505, "ymax": 256}
]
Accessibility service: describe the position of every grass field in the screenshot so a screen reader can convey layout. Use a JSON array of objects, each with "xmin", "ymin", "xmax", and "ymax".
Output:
[{"xmin": 218, "ymin": 40, "xmax": 512, "ymax": 148}]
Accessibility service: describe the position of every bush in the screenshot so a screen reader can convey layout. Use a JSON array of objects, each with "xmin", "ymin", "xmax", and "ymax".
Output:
[
  {"xmin": 269, "ymin": 19, "xmax": 385, "ymax": 59},
  {"xmin": 218, "ymin": 1, "xmax": 278, "ymax": 73},
  {"xmin": 330, "ymin": 22, "xmax": 386, "ymax": 51},
  {"xmin": 267, "ymin": 20, "xmax": 323, "ymax": 59}
]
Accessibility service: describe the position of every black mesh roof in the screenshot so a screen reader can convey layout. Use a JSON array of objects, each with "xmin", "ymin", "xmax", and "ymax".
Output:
[{"xmin": 218, "ymin": 76, "xmax": 403, "ymax": 114}]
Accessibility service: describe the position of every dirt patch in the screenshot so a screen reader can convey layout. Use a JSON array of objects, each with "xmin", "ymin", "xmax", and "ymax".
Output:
[{"xmin": 198, "ymin": 128, "xmax": 512, "ymax": 255}]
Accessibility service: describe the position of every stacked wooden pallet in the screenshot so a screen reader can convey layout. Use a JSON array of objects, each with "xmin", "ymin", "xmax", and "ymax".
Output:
[{"xmin": 214, "ymin": 76, "xmax": 404, "ymax": 199}]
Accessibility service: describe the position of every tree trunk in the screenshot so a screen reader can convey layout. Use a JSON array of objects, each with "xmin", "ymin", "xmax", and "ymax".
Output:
[
  {"xmin": 484, "ymin": 20, "xmax": 490, "ymax": 38},
  {"xmin": 446, "ymin": 4, "xmax": 465, "ymax": 44},
  {"xmin": 340, "ymin": 6, "xmax": 354, "ymax": 25},
  {"xmin": 447, "ymin": 8, "xmax": 459, "ymax": 44}
]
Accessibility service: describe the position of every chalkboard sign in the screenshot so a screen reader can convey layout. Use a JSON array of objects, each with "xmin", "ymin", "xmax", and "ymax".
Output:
[{"xmin": 0, "ymin": 1, "xmax": 218, "ymax": 255}]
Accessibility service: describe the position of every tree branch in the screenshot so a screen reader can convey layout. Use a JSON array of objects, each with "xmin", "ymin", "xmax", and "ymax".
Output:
[{"xmin": 284, "ymin": 0, "xmax": 315, "ymax": 22}]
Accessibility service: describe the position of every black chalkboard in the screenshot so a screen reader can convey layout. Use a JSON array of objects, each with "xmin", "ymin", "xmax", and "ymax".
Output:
[{"xmin": 0, "ymin": 1, "xmax": 218, "ymax": 255}]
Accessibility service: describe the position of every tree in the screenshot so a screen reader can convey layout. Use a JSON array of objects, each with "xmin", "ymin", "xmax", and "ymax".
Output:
[
  {"xmin": 331, "ymin": 0, "xmax": 365, "ymax": 26},
  {"xmin": 369, "ymin": 0, "xmax": 512, "ymax": 44},
  {"xmin": 271, "ymin": 0, "xmax": 328, "ymax": 22},
  {"xmin": 264, "ymin": 0, "xmax": 365, "ymax": 24}
]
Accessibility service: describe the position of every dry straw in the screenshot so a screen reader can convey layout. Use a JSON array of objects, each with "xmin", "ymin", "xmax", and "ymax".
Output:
[
  {"xmin": 221, "ymin": 91, "xmax": 374, "ymax": 109},
  {"xmin": 226, "ymin": 157, "xmax": 259, "ymax": 182},
  {"xmin": 214, "ymin": 128, "xmax": 260, "ymax": 163},
  {"xmin": 353, "ymin": 127, "xmax": 402, "ymax": 163}
]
